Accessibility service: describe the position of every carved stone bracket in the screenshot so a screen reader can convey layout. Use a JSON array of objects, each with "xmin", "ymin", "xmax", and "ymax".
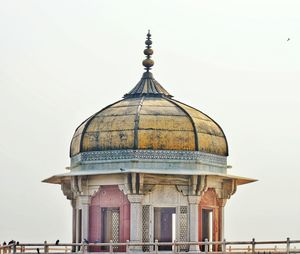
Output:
[
  {"xmin": 216, "ymin": 179, "xmax": 237, "ymax": 201},
  {"xmin": 70, "ymin": 176, "xmax": 88, "ymax": 197},
  {"xmin": 71, "ymin": 199, "xmax": 76, "ymax": 208},
  {"xmin": 71, "ymin": 176, "xmax": 79, "ymax": 196},
  {"xmin": 78, "ymin": 176, "xmax": 88, "ymax": 194},
  {"xmin": 61, "ymin": 182, "xmax": 72, "ymax": 200},
  {"xmin": 142, "ymin": 184, "xmax": 155, "ymax": 194},
  {"xmin": 198, "ymin": 175, "xmax": 208, "ymax": 195},
  {"xmin": 176, "ymin": 185, "xmax": 189, "ymax": 195},
  {"xmin": 188, "ymin": 175, "xmax": 208, "ymax": 196},
  {"xmin": 118, "ymin": 184, "xmax": 131, "ymax": 195},
  {"xmin": 88, "ymin": 186, "xmax": 101, "ymax": 198},
  {"xmin": 127, "ymin": 173, "xmax": 145, "ymax": 194},
  {"xmin": 191, "ymin": 175, "xmax": 198, "ymax": 195}
]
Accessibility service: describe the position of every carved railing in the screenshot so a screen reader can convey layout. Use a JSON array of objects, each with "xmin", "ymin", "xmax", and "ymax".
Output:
[{"xmin": 0, "ymin": 239, "xmax": 299, "ymax": 254}]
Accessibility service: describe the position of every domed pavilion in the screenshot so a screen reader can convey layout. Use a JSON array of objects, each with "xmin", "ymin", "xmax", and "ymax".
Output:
[{"xmin": 44, "ymin": 31, "xmax": 255, "ymax": 252}]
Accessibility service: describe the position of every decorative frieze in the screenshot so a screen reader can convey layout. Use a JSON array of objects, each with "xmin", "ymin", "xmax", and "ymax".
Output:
[{"xmin": 72, "ymin": 149, "xmax": 227, "ymax": 165}]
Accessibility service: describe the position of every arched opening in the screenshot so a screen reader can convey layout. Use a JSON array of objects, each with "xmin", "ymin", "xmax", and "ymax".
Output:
[
  {"xmin": 89, "ymin": 185, "xmax": 130, "ymax": 252},
  {"xmin": 199, "ymin": 188, "xmax": 221, "ymax": 251}
]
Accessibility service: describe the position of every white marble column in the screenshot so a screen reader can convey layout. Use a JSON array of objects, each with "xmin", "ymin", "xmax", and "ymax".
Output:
[
  {"xmin": 71, "ymin": 200, "xmax": 76, "ymax": 245},
  {"xmin": 75, "ymin": 203, "xmax": 81, "ymax": 244},
  {"xmin": 127, "ymin": 194, "xmax": 143, "ymax": 247},
  {"xmin": 188, "ymin": 195, "xmax": 201, "ymax": 252},
  {"xmin": 218, "ymin": 198, "xmax": 227, "ymax": 241},
  {"xmin": 78, "ymin": 195, "xmax": 91, "ymax": 242}
]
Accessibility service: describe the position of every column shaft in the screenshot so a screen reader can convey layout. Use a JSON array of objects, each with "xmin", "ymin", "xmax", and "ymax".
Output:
[
  {"xmin": 188, "ymin": 196, "xmax": 201, "ymax": 252},
  {"xmin": 127, "ymin": 195, "xmax": 143, "ymax": 245},
  {"xmin": 78, "ymin": 195, "xmax": 91, "ymax": 242}
]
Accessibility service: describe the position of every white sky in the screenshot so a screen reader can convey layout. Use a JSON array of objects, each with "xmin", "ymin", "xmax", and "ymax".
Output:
[{"xmin": 0, "ymin": 0, "xmax": 299, "ymax": 243}]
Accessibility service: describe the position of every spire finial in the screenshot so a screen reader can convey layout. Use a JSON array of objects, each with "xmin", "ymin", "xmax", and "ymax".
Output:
[{"xmin": 142, "ymin": 30, "xmax": 154, "ymax": 72}]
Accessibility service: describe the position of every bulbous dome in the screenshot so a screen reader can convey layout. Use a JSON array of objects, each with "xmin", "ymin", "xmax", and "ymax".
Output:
[
  {"xmin": 70, "ymin": 32, "xmax": 228, "ymax": 158},
  {"xmin": 70, "ymin": 72, "xmax": 228, "ymax": 157}
]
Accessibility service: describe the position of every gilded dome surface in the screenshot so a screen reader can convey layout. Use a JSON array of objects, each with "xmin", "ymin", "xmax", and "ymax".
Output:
[
  {"xmin": 70, "ymin": 32, "xmax": 228, "ymax": 157},
  {"xmin": 70, "ymin": 83, "xmax": 228, "ymax": 157}
]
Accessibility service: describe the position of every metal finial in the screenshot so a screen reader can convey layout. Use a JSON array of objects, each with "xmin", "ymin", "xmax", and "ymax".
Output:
[{"xmin": 142, "ymin": 30, "xmax": 154, "ymax": 72}]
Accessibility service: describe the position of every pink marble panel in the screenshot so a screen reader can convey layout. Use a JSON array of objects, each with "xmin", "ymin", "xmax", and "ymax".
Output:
[{"xmin": 89, "ymin": 185, "xmax": 130, "ymax": 252}]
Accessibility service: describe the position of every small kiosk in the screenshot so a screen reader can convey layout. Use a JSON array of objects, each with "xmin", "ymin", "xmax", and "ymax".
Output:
[{"xmin": 44, "ymin": 32, "xmax": 255, "ymax": 251}]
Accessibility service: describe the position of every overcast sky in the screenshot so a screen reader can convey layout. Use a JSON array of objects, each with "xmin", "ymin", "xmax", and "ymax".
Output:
[{"xmin": 0, "ymin": 0, "xmax": 299, "ymax": 244}]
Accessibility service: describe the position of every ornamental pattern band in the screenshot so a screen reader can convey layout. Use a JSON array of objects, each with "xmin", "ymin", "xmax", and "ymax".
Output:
[{"xmin": 72, "ymin": 149, "xmax": 227, "ymax": 165}]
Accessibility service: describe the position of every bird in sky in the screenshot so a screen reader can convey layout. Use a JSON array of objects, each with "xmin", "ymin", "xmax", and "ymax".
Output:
[
  {"xmin": 287, "ymin": 38, "xmax": 290, "ymax": 41},
  {"xmin": 55, "ymin": 240, "xmax": 59, "ymax": 245}
]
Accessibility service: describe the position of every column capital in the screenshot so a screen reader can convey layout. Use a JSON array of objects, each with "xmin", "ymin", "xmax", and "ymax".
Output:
[
  {"xmin": 77, "ymin": 195, "xmax": 91, "ymax": 206},
  {"xmin": 127, "ymin": 194, "xmax": 144, "ymax": 203},
  {"xmin": 188, "ymin": 195, "xmax": 201, "ymax": 204}
]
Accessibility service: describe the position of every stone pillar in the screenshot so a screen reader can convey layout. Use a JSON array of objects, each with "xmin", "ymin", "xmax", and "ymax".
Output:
[
  {"xmin": 71, "ymin": 200, "xmax": 77, "ymax": 246},
  {"xmin": 188, "ymin": 195, "xmax": 201, "ymax": 252},
  {"xmin": 127, "ymin": 194, "xmax": 143, "ymax": 248},
  {"xmin": 218, "ymin": 198, "xmax": 227, "ymax": 241},
  {"xmin": 75, "ymin": 201, "xmax": 81, "ymax": 245},
  {"xmin": 78, "ymin": 195, "xmax": 91, "ymax": 242}
]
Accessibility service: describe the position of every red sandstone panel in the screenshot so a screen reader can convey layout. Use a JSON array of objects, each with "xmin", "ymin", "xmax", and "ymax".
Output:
[
  {"xmin": 213, "ymin": 207, "xmax": 219, "ymax": 245},
  {"xmin": 198, "ymin": 188, "xmax": 220, "ymax": 248},
  {"xmin": 122, "ymin": 203, "xmax": 130, "ymax": 242},
  {"xmin": 89, "ymin": 205, "xmax": 99, "ymax": 242}
]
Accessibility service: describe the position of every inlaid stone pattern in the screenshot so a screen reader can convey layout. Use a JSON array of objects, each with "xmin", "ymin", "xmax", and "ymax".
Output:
[
  {"xmin": 179, "ymin": 206, "xmax": 189, "ymax": 251},
  {"xmin": 73, "ymin": 150, "xmax": 227, "ymax": 165},
  {"xmin": 112, "ymin": 209, "xmax": 120, "ymax": 249},
  {"xmin": 142, "ymin": 205, "xmax": 150, "ymax": 251}
]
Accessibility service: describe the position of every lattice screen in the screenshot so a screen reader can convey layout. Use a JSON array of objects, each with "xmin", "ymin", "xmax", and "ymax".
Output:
[
  {"xmin": 111, "ymin": 209, "xmax": 120, "ymax": 250},
  {"xmin": 179, "ymin": 206, "xmax": 189, "ymax": 251},
  {"xmin": 142, "ymin": 205, "xmax": 150, "ymax": 252}
]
